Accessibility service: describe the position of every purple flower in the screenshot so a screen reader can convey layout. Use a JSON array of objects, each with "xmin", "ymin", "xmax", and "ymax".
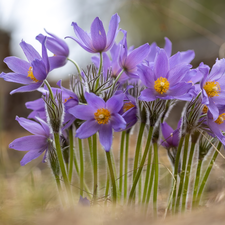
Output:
[
  {"xmin": 66, "ymin": 14, "xmax": 120, "ymax": 53},
  {"xmin": 0, "ymin": 39, "xmax": 49, "ymax": 94},
  {"xmin": 36, "ymin": 30, "xmax": 69, "ymax": 71},
  {"xmin": 9, "ymin": 116, "xmax": 51, "ymax": 166},
  {"xmin": 200, "ymin": 59, "xmax": 225, "ymax": 120},
  {"xmin": 138, "ymin": 49, "xmax": 192, "ymax": 102},
  {"xmin": 68, "ymin": 92, "xmax": 126, "ymax": 151},
  {"xmin": 161, "ymin": 120, "xmax": 181, "ymax": 149}
]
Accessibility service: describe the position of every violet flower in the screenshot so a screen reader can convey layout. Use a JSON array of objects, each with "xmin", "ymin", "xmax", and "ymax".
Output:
[
  {"xmin": 199, "ymin": 59, "xmax": 225, "ymax": 120},
  {"xmin": 139, "ymin": 48, "xmax": 192, "ymax": 102},
  {"xmin": 0, "ymin": 39, "xmax": 49, "ymax": 94},
  {"xmin": 68, "ymin": 92, "xmax": 126, "ymax": 151},
  {"xmin": 36, "ymin": 30, "xmax": 69, "ymax": 71},
  {"xmin": 66, "ymin": 14, "xmax": 120, "ymax": 53},
  {"xmin": 9, "ymin": 116, "xmax": 51, "ymax": 166}
]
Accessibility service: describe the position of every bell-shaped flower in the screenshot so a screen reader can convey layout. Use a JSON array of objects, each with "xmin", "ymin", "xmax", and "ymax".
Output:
[
  {"xmin": 9, "ymin": 116, "xmax": 51, "ymax": 166},
  {"xmin": 36, "ymin": 30, "xmax": 69, "ymax": 71},
  {"xmin": 68, "ymin": 92, "xmax": 126, "ymax": 151},
  {"xmin": 0, "ymin": 38, "xmax": 49, "ymax": 94},
  {"xmin": 66, "ymin": 14, "xmax": 120, "ymax": 53}
]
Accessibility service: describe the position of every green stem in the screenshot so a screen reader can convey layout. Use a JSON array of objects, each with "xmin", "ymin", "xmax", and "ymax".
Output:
[
  {"xmin": 67, "ymin": 58, "xmax": 81, "ymax": 74},
  {"xmin": 175, "ymin": 134, "xmax": 190, "ymax": 211},
  {"xmin": 182, "ymin": 141, "xmax": 196, "ymax": 211},
  {"xmin": 68, "ymin": 127, "xmax": 74, "ymax": 183},
  {"xmin": 119, "ymin": 131, "xmax": 125, "ymax": 199},
  {"xmin": 171, "ymin": 136, "xmax": 185, "ymax": 212},
  {"xmin": 105, "ymin": 169, "xmax": 110, "ymax": 205},
  {"xmin": 128, "ymin": 126, "xmax": 154, "ymax": 203},
  {"xmin": 192, "ymin": 159, "xmax": 203, "ymax": 207},
  {"xmin": 196, "ymin": 142, "xmax": 222, "ymax": 206},
  {"xmin": 54, "ymin": 132, "xmax": 70, "ymax": 193},
  {"xmin": 124, "ymin": 131, "xmax": 130, "ymax": 200},
  {"xmin": 95, "ymin": 52, "xmax": 103, "ymax": 90},
  {"xmin": 142, "ymin": 145, "xmax": 152, "ymax": 203},
  {"xmin": 153, "ymin": 141, "xmax": 159, "ymax": 217},
  {"xmin": 44, "ymin": 80, "xmax": 55, "ymax": 101},
  {"xmin": 106, "ymin": 151, "xmax": 117, "ymax": 203},
  {"xmin": 112, "ymin": 69, "xmax": 125, "ymax": 90},
  {"xmin": 78, "ymin": 138, "xmax": 84, "ymax": 197},
  {"xmin": 88, "ymin": 137, "xmax": 93, "ymax": 164},
  {"xmin": 92, "ymin": 133, "xmax": 98, "ymax": 201},
  {"xmin": 138, "ymin": 142, "xmax": 142, "ymax": 204}
]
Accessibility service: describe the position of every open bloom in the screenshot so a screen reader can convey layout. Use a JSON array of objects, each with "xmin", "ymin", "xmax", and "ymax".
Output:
[
  {"xmin": 139, "ymin": 48, "xmax": 192, "ymax": 102},
  {"xmin": 68, "ymin": 92, "xmax": 126, "ymax": 151},
  {"xmin": 66, "ymin": 14, "xmax": 120, "ymax": 53},
  {"xmin": 9, "ymin": 116, "xmax": 51, "ymax": 166},
  {"xmin": 0, "ymin": 39, "xmax": 49, "ymax": 94},
  {"xmin": 200, "ymin": 59, "xmax": 225, "ymax": 120},
  {"xmin": 36, "ymin": 30, "xmax": 69, "ymax": 71}
]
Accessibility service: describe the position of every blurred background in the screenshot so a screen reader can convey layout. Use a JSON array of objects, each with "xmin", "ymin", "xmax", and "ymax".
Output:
[{"xmin": 0, "ymin": 1, "xmax": 225, "ymax": 224}]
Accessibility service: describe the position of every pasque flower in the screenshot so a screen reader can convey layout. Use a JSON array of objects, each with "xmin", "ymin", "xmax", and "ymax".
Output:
[
  {"xmin": 9, "ymin": 116, "xmax": 51, "ymax": 166},
  {"xmin": 0, "ymin": 38, "xmax": 49, "ymax": 94},
  {"xmin": 139, "ymin": 48, "xmax": 192, "ymax": 102},
  {"xmin": 36, "ymin": 30, "xmax": 69, "ymax": 71},
  {"xmin": 66, "ymin": 14, "xmax": 120, "ymax": 53},
  {"xmin": 68, "ymin": 92, "xmax": 126, "ymax": 151}
]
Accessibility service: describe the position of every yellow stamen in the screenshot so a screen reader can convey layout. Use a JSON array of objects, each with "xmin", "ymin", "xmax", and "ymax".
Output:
[
  {"xmin": 123, "ymin": 102, "xmax": 135, "ymax": 113},
  {"xmin": 27, "ymin": 66, "xmax": 39, "ymax": 82},
  {"xmin": 64, "ymin": 96, "xmax": 73, "ymax": 103},
  {"xmin": 202, "ymin": 105, "xmax": 208, "ymax": 114},
  {"xmin": 215, "ymin": 113, "xmax": 225, "ymax": 125},
  {"xmin": 154, "ymin": 77, "xmax": 170, "ymax": 94},
  {"xmin": 94, "ymin": 108, "xmax": 111, "ymax": 124},
  {"xmin": 203, "ymin": 81, "xmax": 221, "ymax": 97}
]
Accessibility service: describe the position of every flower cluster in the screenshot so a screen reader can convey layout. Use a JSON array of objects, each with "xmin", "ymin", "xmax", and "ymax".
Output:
[{"xmin": 1, "ymin": 13, "xmax": 225, "ymax": 210}]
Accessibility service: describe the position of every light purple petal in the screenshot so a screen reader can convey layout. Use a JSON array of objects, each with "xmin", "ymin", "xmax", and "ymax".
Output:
[
  {"xmin": 138, "ymin": 65, "xmax": 155, "ymax": 88},
  {"xmin": 4, "ymin": 56, "xmax": 30, "ymax": 74},
  {"xmin": 69, "ymin": 105, "xmax": 95, "ymax": 120},
  {"xmin": 35, "ymin": 117, "xmax": 50, "ymax": 136},
  {"xmin": 164, "ymin": 37, "xmax": 172, "ymax": 57},
  {"xmin": 75, "ymin": 120, "xmax": 100, "ymax": 139},
  {"xmin": 207, "ymin": 98, "xmax": 219, "ymax": 121},
  {"xmin": 32, "ymin": 59, "xmax": 47, "ymax": 81},
  {"xmin": 85, "ymin": 92, "xmax": 105, "ymax": 110},
  {"xmin": 139, "ymin": 88, "xmax": 157, "ymax": 102},
  {"xmin": 91, "ymin": 17, "xmax": 106, "ymax": 52},
  {"xmin": 110, "ymin": 113, "xmax": 126, "ymax": 131},
  {"xmin": 99, "ymin": 123, "xmax": 112, "ymax": 151},
  {"xmin": 208, "ymin": 58, "xmax": 225, "ymax": 81},
  {"xmin": 169, "ymin": 52, "xmax": 181, "ymax": 69},
  {"xmin": 146, "ymin": 42, "xmax": 157, "ymax": 62},
  {"xmin": 105, "ymin": 14, "xmax": 120, "ymax": 51},
  {"xmin": 154, "ymin": 49, "xmax": 169, "ymax": 79},
  {"xmin": 48, "ymin": 56, "xmax": 67, "ymax": 71},
  {"xmin": 168, "ymin": 82, "xmax": 192, "ymax": 97},
  {"xmin": 10, "ymin": 83, "xmax": 42, "ymax": 94},
  {"xmin": 9, "ymin": 135, "xmax": 48, "ymax": 151},
  {"xmin": 161, "ymin": 122, "xmax": 174, "ymax": 145},
  {"xmin": 20, "ymin": 149, "xmax": 46, "ymax": 166},
  {"xmin": 180, "ymin": 50, "xmax": 195, "ymax": 64},
  {"xmin": 20, "ymin": 40, "xmax": 41, "ymax": 63},
  {"xmin": 106, "ymin": 93, "xmax": 124, "ymax": 113},
  {"xmin": 16, "ymin": 116, "xmax": 45, "ymax": 136},
  {"xmin": 1, "ymin": 73, "xmax": 33, "ymax": 84}
]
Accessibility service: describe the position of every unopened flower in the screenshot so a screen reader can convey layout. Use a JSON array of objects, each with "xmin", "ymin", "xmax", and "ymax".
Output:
[{"xmin": 68, "ymin": 92, "xmax": 126, "ymax": 151}]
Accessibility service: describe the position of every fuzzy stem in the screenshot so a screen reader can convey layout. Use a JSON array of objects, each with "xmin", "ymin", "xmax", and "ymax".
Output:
[
  {"xmin": 105, "ymin": 169, "xmax": 110, "ymax": 205},
  {"xmin": 106, "ymin": 151, "xmax": 117, "ymax": 203},
  {"xmin": 44, "ymin": 80, "xmax": 55, "ymax": 101},
  {"xmin": 142, "ymin": 145, "xmax": 152, "ymax": 203},
  {"xmin": 68, "ymin": 127, "xmax": 74, "ymax": 183},
  {"xmin": 88, "ymin": 137, "xmax": 93, "ymax": 164},
  {"xmin": 175, "ymin": 134, "xmax": 190, "ymax": 211},
  {"xmin": 67, "ymin": 58, "xmax": 81, "ymax": 74},
  {"xmin": 92, "ymin": 133, "xmax": 98, "ymax": 202},
  {"xmin": 78, "ymin": 138, "xmax": 84, "ymax": 197},
  {"xmin": 195, "ymin": 142, "xmax": 222, "ymax": 206},
  {"xmin": 124, "ymin": 131, "xmax": 130, "ymax": 200},
  {"xmin": 119, "ymin": 131, "xmax": 125, "ymax": 199},
  {"xmin": 182, "ymin": 141, "xmax": 196, "ymax": 211},
  {"xmin": 95, "ymin": 52, "xmax": 103, "ymax": 90},
  {"xmin": 128, "ymin": 126, "xmax": 154, "ymax": 203},
  {"xmin": 153, "ymin": 141, "xmax": 159, "ymax": 217}
]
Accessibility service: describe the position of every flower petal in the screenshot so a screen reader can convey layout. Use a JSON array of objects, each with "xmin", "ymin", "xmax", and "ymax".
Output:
[
  {"xmin": 139, "ymin": 88, "xmax": 157, "ymax": 102},
  {"xmin": 68, "ymin": 105, "xmax": 95, "ymax": 120},
  {"xmin": 85, "ymin": 92, "xmax": 105, "ymax": 109},
  {"xmin": 99, "ymin": 123, "xmax": 112, "ymax": 151},
  {"xmin": 1, "ymin": 72, "xmax": 32, "ymax": 84},
  {"xmin": 154, "ymin": 49, "xmax": 169, "ymax": 79},
  {"xmin": 32, "ymin": 59, "xmax": 47, "ymax": 81},
  {"xmin": 91, "ymin": 17, "xmax": 107, "ymax": 52},
  {"xmin": 75, "ymin": 120, "xmax": 100, "ymax": 139},
  {"xmin": 10, "ymin": 83, "xmax": 42, "ymax": 94},
  {"xmin": 111, "ymin": 113, "xmax": 126, "ymax": 131},
  {"xmin": 106, "ymin": 93, "xmax": 124, "ymax": 113},
  {"xmin": 20, "ymin": 149, "xmax": 46, "ymax": 166},
  {"xmin": 164, "ymin": 37, "xmax": 172, "ymax": 57}
]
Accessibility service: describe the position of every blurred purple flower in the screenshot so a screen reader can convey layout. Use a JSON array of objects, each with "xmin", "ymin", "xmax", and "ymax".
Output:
[
  {"xmin": 68, "ymin": 92, "xmax": 126, "ymax": 151},
  {"xmin": 9, "ymin": 116, "xmax": 51, "ymax": 166},
  {"xmin": 66, "ymin": 14, "xmax": 120, "ymax": 53},
  {"xmin": 0, "ymin": 39, "xmax": 49, "ymax": 94},
  {"xmin": 36, "ymin": 30, "xmax": 69, "ymax": 71}
]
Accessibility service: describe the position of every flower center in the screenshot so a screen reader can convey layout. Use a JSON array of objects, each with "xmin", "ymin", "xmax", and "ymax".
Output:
[
  {"xmin": 123, "ymin": 102, "xmax": 135, "ymax": 112},
  {"xmin": 94, "ymin": 108, "xmax": 111, "ymax": 124},
  {"xmin": 202, "ymin": 105, "xmax": 208, "ymax": 114},
  {"xmin": 215, "ymin": 113, "xmax": 225, "ymax": 125},
  {"xmin": 203, "ymin": 81, "xmax": 221, "ymax": 97},
  {"xmin": 154, "ymin": 77, "xmax": 170, "ymax": 94},
  {"xmin": 27, "ymin": 66, "xmax": 39, "ymax": 82}
]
